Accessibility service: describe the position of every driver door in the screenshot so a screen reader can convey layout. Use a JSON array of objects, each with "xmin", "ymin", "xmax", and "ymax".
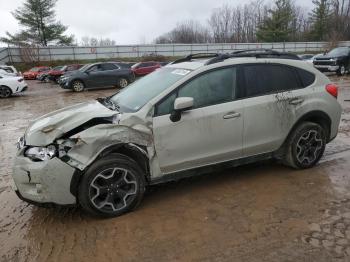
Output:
[
  {"xmin": 86, "ymin": 64, "xmax": 105, "ymax": 87},
  {"xmin": 152, "ymin": 67, "xmax": 244, "ymax": 174}
]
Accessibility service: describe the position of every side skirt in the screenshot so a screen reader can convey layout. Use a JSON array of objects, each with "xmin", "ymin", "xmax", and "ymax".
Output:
[{"xmin": 149, "ymin": 152, "xmax": 274, "ymax": 185}]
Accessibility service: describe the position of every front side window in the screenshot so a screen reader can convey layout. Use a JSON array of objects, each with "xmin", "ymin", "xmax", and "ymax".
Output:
[
  {"xmin": 88, "ymin": 65, "xmax": 102, "ymax": 72},
  {"xmin": 1, "ymin": 67, "xmax": 14, "ymax": 73},
  {"xmin": 156, "ymin": 67, "xmax": 237, "ymax": 115},
  {"xmin": 243, "ymin": 64, "xmax": 301, "ymax": 97}
]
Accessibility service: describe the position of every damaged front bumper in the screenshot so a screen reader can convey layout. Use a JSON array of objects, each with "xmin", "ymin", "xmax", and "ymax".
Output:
[{"xmin": 12, "ymin": 154, "xmax": 77, "ymax": 205}]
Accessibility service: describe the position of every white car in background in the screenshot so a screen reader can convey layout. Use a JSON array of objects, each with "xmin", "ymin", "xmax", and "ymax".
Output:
[
  {"xmin": 0, "ymin": 75, "xmax": 28, "ymax": 98},
  {"xmin": 299, "ymin": 54, "xmax": 323, "ymax": 64},
  {"xmin": 0, "ymin": 65, "xmax": 19, "ymax": 77}
]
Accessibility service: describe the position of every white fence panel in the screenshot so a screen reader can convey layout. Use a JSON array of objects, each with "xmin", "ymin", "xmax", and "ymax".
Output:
[{"xmin": 1, "ymin": 41, "xmax": 350, "ymax": 63}]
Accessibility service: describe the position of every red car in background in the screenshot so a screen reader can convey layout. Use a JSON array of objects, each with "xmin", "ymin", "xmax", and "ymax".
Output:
[
  {"xmin": 46, "ymin": 64, "xmax": 83, "ymax": 82},
  {"xmin": 131, "ymin": 61, "xmax": 161, "ymax": 76},
  {"xmin": 23, "ymin": 66, "xmax": 51, "ymax": 80}
]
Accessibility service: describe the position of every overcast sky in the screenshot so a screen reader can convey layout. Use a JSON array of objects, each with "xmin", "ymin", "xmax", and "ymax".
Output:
[{"xmin": 0, "ymin": 0, "xmax": 313, "ymax": 45}]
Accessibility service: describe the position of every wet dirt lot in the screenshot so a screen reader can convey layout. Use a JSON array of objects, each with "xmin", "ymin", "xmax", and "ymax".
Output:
[{"xmin": 1, "ymin": 77, "xmax": 350, "ymax": 262}]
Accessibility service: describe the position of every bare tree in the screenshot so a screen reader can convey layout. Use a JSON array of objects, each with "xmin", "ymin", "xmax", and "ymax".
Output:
[
  {"xmin": 331, "ymin": 0, "xmax": 350, "ymax": 40},
  {"xmin": 155, "ymin": 20, "xmax": 211, "ymax": 44}
]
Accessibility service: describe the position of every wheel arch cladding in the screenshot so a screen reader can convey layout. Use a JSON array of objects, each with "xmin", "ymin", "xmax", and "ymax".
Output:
[
  {"xmin": 70, "ymin": 78, "xmax": 85, "ymax": 87},
  {"xmin": 69, "ymin": 143, "xmax": 150, "ymax": 198},
  {"xmin": 286, "ymin": 110, "xmax": 332, "ymax": 145}
]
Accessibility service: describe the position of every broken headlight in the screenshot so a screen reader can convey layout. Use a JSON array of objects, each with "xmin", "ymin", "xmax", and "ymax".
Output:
[{"xmin": 24, "ymin": 145, "xmax": 57, "ymax": 161}]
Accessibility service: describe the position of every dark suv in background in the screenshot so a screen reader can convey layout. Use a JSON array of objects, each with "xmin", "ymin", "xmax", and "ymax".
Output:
[
  {"xmin": 313, "ymin": 47, "xmax": 350, "ymax": 76},
  {"xmin": 59, "ymin": 62, "xmax": 134, "ymax": 92}
]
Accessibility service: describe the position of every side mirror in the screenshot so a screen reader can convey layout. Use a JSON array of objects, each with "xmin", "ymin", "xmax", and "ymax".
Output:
[{"xmin": 170, "ymin": 97, "xmax": 194, "ymax": 122}]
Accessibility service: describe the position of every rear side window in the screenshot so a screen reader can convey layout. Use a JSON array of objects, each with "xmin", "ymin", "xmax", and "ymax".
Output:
[
  {"xmin": 296, "ymin": 68, "xmax": 315, "ymax": 87},
  {"xmin": 243, "ymin": 64, "xmax": 301, "ymax": 97},
  {"xmin": 1, "ymin": 67, "xmax": 14, "ymax": 73},
  {"xmin": 101, "ymin": 63, "xmax": 118, "ymax": 70}
]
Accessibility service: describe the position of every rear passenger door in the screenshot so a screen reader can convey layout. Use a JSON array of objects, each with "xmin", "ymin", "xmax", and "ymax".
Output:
[
  {"xmin": 241, "ymin": 63, "xmax": 308, "ymax": 157},
  {"xmin": 100, "ymin": 63, "xmax": 120, "ymax": 86}
]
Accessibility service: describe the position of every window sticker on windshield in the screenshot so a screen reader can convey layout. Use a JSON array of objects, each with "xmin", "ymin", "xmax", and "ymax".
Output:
[{"xmin": 172, "ymin": 69, "xmax": 190, "ymax": 76}]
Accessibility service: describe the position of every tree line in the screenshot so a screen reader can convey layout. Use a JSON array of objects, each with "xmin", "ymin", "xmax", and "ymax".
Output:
[
  {"xmin": 155, "ymin": 0, "xmax": 350, "ymax": 44},
  {"xmin": 2, "ymin": 0, "xmax": 350, "ymax": 47}
]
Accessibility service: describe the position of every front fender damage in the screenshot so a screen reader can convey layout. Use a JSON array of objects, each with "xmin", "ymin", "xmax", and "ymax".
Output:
[{"xmin": 60, "ymin": 124, "xmax": 154, "ymax": 171}]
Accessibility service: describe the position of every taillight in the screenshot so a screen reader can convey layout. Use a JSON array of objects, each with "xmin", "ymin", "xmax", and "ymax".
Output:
[
  {"xmin": 326, "ymin": 83, "xmax": 338, "ymax": 99},
  {"xmin": 18, "ymin": 78, "xmax": 24, "ymax": 82}
]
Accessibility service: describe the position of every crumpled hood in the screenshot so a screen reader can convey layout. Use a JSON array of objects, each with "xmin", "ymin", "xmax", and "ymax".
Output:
[{"xmin": 25, "ymin": 100, "xmax": 117, "ymax": 146}]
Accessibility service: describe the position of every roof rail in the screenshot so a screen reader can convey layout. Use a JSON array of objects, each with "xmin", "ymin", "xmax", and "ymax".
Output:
[
  {"xmin": 230, "ymin": 49, "xmax": 300, "ymax": 60},
  {"xmin": 171, "ymin": 53, "xmax": 219, "ymax": 64},
  {"xmin": 173, "ymin": 49, "xmax": 300, "ymax": 66}
]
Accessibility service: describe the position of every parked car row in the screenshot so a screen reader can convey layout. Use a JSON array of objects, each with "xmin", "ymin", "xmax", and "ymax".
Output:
[
  {"xmin": 300, "ymin": 46, "xmax": 350, "ymax": 76},
  {"xmin": 31, "ymin": 61, "xmax": 168, "ymax": 91},
  {"xmin": 2, "ymin": 47, "xmax": 348, "ymax": 98},
  {"xmin": 37, "ymin": 64, "xmax": 83, "ymax": 83},
  {"xmin": 59, "ymin": 62, "xmax": 136, "ymax": 91}
]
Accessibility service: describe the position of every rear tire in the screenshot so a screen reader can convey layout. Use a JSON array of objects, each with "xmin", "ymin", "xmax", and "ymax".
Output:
[
  {"xmin": 118, "ymin": 78, "xmax": 129, "ymax": 88},
  {"xmin": 78, "ymin": 154, "xmax": 146, "ymax": 218},
  {"xmin": 283, "ymin": 122, "xmax": 326, "ymax": 169},
  {"xmin": 0, "ymin": 86, "xmax": 12, "ymax": 98},
  {"xmin": 72, "ymin": 80, "xmax": 85, "ymax": 92}
]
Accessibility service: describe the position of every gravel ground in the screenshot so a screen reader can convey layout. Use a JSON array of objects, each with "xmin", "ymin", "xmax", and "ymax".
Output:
[{"xmin": 0, "ymin": 76, "xmax": 350, "ymax": 262}]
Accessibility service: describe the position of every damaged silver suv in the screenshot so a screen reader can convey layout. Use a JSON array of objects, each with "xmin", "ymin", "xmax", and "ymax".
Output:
[{"xmin": 12, "ymin": 50, "xmax": 342, "ymax": 217}]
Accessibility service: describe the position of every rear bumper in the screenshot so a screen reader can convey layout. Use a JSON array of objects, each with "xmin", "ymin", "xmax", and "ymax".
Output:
[
  {"xmin": 13, "ymin": 83, "xmax": 28, "ymax": 94},
  {"xmin": 20, "ymin": 85, "xmax": 28, "ymax": 92}
]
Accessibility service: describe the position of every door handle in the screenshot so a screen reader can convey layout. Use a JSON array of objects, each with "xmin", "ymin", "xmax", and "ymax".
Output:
[
  {"xmin": 223, "ymin": 112, "xmax": 241, "ymax": 119},
  {"xmin": 289, "ymin": 98, "xmax": 304, "ymax": 105}
]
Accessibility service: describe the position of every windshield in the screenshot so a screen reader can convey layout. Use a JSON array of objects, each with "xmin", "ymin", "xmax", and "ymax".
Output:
[
  {"xmin": 30, "ymin": 67, "xmax": 39, "ymax": 72},
  {"xmin": 79, "ymin": 64, "xmax": 92, "ymax": 72},
  {"xmin": 109, "ymin": 67, "xmax": 191, "ymax": 112},
  {"xmin": 300, "ymin": 54, "xmax": 313, "ymax": 60},
  {"xmin": 327, "ymin": 47, "xmax": 349, "ymax": 57},
  {"xmin": 131, "ymin": 62, "xmax": 141, "ymax": 69}
]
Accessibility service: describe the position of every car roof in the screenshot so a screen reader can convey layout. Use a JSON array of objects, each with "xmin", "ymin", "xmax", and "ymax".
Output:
[{"xmin": 166, "ymin": 56, "xmax": 316, "ymax": 74}]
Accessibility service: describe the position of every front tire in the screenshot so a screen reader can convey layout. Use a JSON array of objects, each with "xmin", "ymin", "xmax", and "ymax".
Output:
[
  {"xmin": 0, "ymin": 86, "xmax": 12, "ymax": 98},
  {"xmin": 78, "ymin": 154, "xmax": 146, "ymax": 218},
  {"xmin": 284, "ymin": 122, "xmax": 326, "ymax": 169},
  {"xmin": 337, "ymin": 65, "xmax": 346, "ymax": 76},
  {"xmin": 44, "ymin": 76, "xmax": 50, "ymax": 83},
  {"xmin": 72, "ymin": 80, "xmax": 85, "ymax": 92}
]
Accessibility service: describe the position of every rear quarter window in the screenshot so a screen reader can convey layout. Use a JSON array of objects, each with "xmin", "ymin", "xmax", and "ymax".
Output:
[
  {"xmin": 243, "ymin": 64, "xmax": 302, "ymax": 97},
  {"xmin": 296, "ymin": 68, "xmax": 315, "ymax": 87}
]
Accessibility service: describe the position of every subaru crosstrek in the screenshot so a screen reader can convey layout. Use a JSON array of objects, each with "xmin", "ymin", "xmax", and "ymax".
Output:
[{"xmin": 12, "ymin": 50, "xmax": 342, "ymax": 217}]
